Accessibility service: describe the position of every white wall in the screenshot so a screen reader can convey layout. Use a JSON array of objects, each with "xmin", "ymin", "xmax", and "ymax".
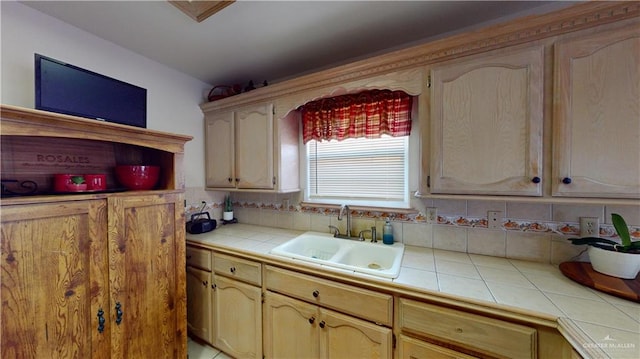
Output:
[{"xmin": 0, "ymin": 1, "xmax": 211, "ymax": 187}]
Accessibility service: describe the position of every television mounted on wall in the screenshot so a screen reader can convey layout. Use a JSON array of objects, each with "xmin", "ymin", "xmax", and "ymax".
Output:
[{"xmin": 35, "ymin": 53, "xmax": 147, "ymax": 128}]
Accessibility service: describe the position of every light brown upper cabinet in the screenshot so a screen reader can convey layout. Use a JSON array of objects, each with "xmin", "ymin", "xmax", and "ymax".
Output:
[
  {"xmin": 204, "ymin": 102, "xmax": 299, "ymax": 192},
  {"xmin": 553, "ymin": 24, "xmax": 640, "ymax": 198},
  {"xmin": 429, "ymin": 46, "xmax": 544, "ymax": 196}
]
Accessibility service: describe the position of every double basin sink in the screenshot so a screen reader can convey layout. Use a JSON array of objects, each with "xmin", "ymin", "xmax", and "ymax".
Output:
[{"xmin": 270, "ymin": 231, "xmax": 404, "ymax": 279}]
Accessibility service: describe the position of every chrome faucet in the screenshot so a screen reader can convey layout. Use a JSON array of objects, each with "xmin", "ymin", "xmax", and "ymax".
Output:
[{"xmin": 338, "ymin": 204, "xmax": 351, "ymax": 238}]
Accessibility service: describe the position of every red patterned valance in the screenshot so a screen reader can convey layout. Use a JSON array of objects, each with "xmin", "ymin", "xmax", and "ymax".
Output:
[{"xmin": 300, "ymin": 89, "xmax": 412, "ymax": 144}]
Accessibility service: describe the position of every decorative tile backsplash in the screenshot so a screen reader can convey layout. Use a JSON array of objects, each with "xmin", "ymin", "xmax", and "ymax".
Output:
[{"xmin": 185, "ymin": 187, "xmax": 640, "ymax": 264}]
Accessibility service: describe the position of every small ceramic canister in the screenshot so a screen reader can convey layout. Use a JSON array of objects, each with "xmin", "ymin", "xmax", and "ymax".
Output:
[
  {"xmin": 84, "ymin": 174, "xmax": 107, "ymax": 190},
  {"xmin": 53, "ymin": 174, "xmax": 73, "ymax": 192}
]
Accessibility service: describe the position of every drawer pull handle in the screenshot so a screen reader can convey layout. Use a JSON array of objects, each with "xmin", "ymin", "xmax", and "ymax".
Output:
[
  {"xmin": 319, "ymin": 320, "xmax": 326, "ymax": 328},
  {"xmin": 531, "ymin": 176, "xmax": 541, "ymax": 184},
  {"xmin": 562, "ymin": 177, "xmax": 572, "ymax": 184},
  {"xmin": 312, "ymin": 290, "xmax": 319, "ymax": 298},
  {"xmin": 308, "ymin": 317, "xmax": 315, "ymax": 324},
  {"xmin": 455, "ymin": 327, "xmax": 463, "ymax": 333},
  {"xmin": 230, "ymin": 267, "xmax": 236, "ymax": 273}
]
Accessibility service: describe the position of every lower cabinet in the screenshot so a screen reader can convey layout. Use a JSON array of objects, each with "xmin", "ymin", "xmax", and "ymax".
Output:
[
  {"xmin": 2, "ymin": 193, "xmax": 187, "ymax": 358},
  {"xmin": 264, "ymin": 291, "xmax": 392, "ymax": 359},
  {"xmin": 186, "ymin": 246, "xmax": 213, "ymax": 343},
  {"xmin": 185, "ymin": 247, "xmax": 576, "ymax": 359},
  {"xmin": 211, "ymin": 252, "xmax": 263, "ymax": 359}
]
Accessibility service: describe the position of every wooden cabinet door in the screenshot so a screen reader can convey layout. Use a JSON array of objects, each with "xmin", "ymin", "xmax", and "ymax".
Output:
[
  {"xmin": 205, "ymin": 111, "xmax": 235, "ymax": 188},
  {"xmin": 553, "ymin": 24, "xmax": 640, "ymax": 198},
  {"xmin": 108, "ymin": 193, "xmax": 186, "ymax": 358},
  {"xmin": 186, "ymin": 266, "xmax": 213, "ymax": 343},
  {"xmin": 263, "ymin": 291, "xmax": 319, "ymax": 359},
  {"xmin": 319, "ymin": 307, "xmax": 392, "ymax": 359},
  {"xmin": 235, "ymin": 103, "xmax": 274, "ymax": 189},
  {"xmin": 1, "ymin": 200, "xmax": 109, "ymax": 359},
  {"xmin": 212, "ymin": 275, "xmax": 262, "ymax": 359},
  {"xmin": 430, "ymin": 46, "xmax": 544, "ymax": 196}
]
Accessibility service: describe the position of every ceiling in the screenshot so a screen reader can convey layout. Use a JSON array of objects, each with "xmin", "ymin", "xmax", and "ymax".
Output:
[{"xmin": 22, "ymin": 1, "xmax": 569, "ymax": 87}]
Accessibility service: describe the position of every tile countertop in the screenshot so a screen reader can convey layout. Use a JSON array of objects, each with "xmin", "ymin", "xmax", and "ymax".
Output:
[{"xmin": 186, "ymin": 224, "xmax": 640, "ymax": 359}]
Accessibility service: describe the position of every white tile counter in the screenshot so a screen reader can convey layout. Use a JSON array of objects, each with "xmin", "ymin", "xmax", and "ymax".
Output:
[{"xmin": 186, "ymin": 224, "xmax": 640, "ymax": 359}]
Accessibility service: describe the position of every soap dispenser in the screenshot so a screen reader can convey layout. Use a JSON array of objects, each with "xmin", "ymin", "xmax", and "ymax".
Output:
[{"xmin": 383, "ymin": 220, "xmax": 394, "ymax": 245}]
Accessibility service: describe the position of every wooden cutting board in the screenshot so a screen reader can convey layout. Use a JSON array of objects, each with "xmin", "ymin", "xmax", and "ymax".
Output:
[{"xmin": 559, "ymin": 261, "xmax": 640, "ymax": 303}]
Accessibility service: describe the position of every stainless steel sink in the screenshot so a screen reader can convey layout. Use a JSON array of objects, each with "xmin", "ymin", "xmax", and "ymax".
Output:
[{"xmin": 270, "ymin": 231, "xmax": 404, "ymax": 278}]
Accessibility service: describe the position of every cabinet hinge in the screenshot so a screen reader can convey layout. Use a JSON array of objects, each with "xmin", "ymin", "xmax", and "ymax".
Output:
[
  {"xmin": 427, "ymin": 175, "xmax": 430, "ymax": 188},
  {"xmin": 261, "ymin": 292, "xmax": 265, "ymax": 303},
  {"xmin": 272, "ymin": 106, "xmax": 275, "ymax": 115},
  {"xmin": 273, "ymin": 176, "xmax": 276, "ymax": 185},
  {"xmin": 392, "ymin": 333, "xmax": 396, "ymax": 349},
  {"xmin": 427, "ymin": 75, "xmax": 431, "ymax": 88}
]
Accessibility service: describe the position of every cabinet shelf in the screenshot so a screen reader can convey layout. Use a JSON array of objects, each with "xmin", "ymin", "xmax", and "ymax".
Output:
[{"xmin": 1, "ymin": 104, "xmax": 192, "ymax": 196}]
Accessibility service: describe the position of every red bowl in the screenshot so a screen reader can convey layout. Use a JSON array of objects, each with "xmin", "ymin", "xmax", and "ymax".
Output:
[{"xmin": 115, "ymin": 165, "xmax": 160, "ymax": 190}]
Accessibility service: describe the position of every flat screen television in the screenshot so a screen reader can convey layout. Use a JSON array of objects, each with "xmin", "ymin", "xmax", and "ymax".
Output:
[{"xmin": 35, "ymin": 54, "xmax": 147, "ymax": 128}]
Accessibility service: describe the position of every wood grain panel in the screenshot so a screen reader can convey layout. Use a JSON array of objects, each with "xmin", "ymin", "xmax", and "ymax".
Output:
[{"xmin": 1, "ymin": 200, "xmax": 109, "ymax": 359}]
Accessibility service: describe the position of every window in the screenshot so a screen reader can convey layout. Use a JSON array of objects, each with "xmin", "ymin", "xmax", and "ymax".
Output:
[{"xmin": 305, "ymin": 135, "xmax": 409, "ymax": 208}]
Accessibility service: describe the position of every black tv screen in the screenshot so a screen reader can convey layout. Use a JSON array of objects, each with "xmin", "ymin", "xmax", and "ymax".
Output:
[{"xmin": 35, "ymin": 54, "xmax": 147, "ymax": 128}]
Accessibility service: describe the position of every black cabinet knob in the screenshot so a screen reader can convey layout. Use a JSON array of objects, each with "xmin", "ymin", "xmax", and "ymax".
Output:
[
  {"xmin": 532, "ymin": 177, "xmax": 541, "ymax": 184},
  {"xmin": 312, "ymin": 290, "xmax": 319, "ymax": 298},
  {"xmin": 319, "ymin": 321, "xmax": 326, "ymax": 328},
  {"xmin": 562, "ymin": 177, "xmax": 572, "ymax": 184},
  {"xmin": 308, "ymin": 317, "xmax": 315, "ymax": 324}
]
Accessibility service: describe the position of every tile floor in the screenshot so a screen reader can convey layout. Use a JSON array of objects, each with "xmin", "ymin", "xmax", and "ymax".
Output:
[{"xmin": 187, "ymin": 337, "xmax": 231, "ymax": 359}]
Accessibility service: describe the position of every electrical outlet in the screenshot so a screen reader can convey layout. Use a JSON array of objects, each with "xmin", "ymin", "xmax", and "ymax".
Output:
[
  {"xmin": 487, "ymin": 211, "xmax": 502, "ymax": 229},
  {"xmin": 580, "ymin": 217, "xmax": 599, "ymax": 237},
  {"xmin": 282, "ymin": 198, "xmax": 290, "ymax": 211},
  {"xmin": 426, "ymin": 207, "xmax": 437, "ymax": 224}
]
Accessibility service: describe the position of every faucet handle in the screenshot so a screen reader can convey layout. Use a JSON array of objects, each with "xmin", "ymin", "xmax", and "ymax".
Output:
[
  {"xmin": 328, "ymin": 225, "xmax": 339, "ymax": 236},
  {"xmin": 358, "ymin": 229, "xmax": 371, "ymax": 241}
]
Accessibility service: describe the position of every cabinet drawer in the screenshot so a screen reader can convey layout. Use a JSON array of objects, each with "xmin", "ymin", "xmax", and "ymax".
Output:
[
  {"xmin": 213, "ymin": 253, "xmax": 262, "ymax": 286},
  {"xmin": 265, "ymin": 265, "xmax": 392, "ymax": 326},
  {"xmin": 186, "ymin": 246, "xmax": 212, "ymax": 271},
  {"xmin": 398, "ymin": 298, "xmax": 536, "ymax": 359},
  {"xmin": 398, "ymin": 335, "xmax": 477, "ymax": 359}
]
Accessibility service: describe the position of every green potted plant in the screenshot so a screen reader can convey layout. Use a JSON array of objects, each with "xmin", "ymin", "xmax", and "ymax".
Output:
[
  {"xmin": 223, "ymin": 195, "xmax": 234, "ymax": 221},
  {"xmin": 67, "ymin": 175, "xmax": 87, "ymax": 192},
  {"xmin": 570, "ymin": 213, "xmax": 640, "ymax": 279}
]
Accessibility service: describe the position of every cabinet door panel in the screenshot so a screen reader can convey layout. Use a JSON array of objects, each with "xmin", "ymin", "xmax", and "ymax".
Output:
[
  {"xmin": 553, "ymin": 24, "xmax": 640, "ymax": 198},
  {"xmin": 430, "ymin": 46, "xmax": 543, "ymax": 196},
  {"xmin": 187, "ymin": 266, "xmax": 213, "ymax": 343},
  {"xmin": 205, "ymin": 111, "xmax": 235, "ymax": 188},
  {"xmin": 213, "ymin": 275, "xmax": 262, "ymax": 359},
  {"xmin": 320, "ymin": 308, "xmax": 392, "ymax": 359},
  {"xmin": 264, "ymin": 291, "xmax": 319, "ymax": 359},
  {"xmin": 108, "ymin": 193, "xmax": 186, "ymax": 358},
  {"xmin": 235, "ymin": 103, "xmax": 274, "ymax": 189},
  {"xmin": 1, "ymin": 200, "xmax": 109, "ymax": 359}
]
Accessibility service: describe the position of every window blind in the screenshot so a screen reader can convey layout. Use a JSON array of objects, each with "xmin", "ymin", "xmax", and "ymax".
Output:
[{"xmin": 306, "ymin": 135, "xmax": 408, "ymax": 204}]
